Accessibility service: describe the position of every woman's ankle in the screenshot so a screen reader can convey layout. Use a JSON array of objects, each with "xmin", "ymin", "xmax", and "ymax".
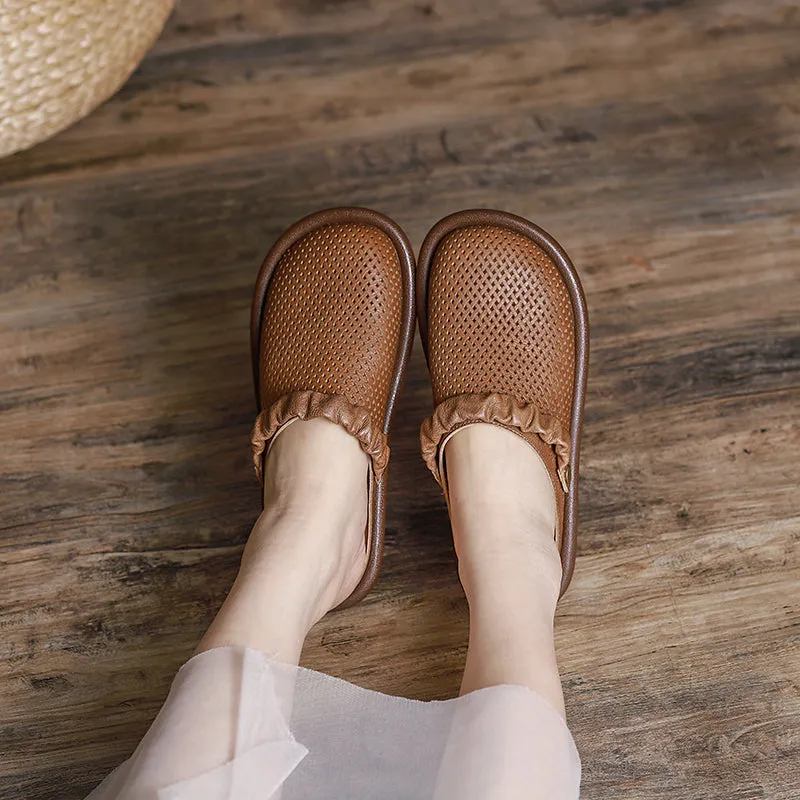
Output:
[
  {"xmin": 444, "ymin": 424, "xmax": 560, "ymax": 596},
  {"xmin": 197, "ymin": 419, "xmax": 370, "ymax": 658}
]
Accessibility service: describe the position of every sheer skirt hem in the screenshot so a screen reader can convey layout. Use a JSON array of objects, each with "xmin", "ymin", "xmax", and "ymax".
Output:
[{"xmin": 86, "ymin": 647, "xmax": 581, "ymax": 800}]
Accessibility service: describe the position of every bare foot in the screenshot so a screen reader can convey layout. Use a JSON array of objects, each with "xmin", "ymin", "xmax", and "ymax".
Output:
[
  {"xmin": 197, "ymin": 418, "xmax": 369, "ymax": 662},
  {"xmin": 247, "ymin": 417, "xmax": 369, "ymax": 620},
  {"xmin": 446, "ymin": 423, "xmax": 561, "ymax": 597},
  {"xmin": 444, "ymin": 424, "xmax": 565, "ymax": 716}
]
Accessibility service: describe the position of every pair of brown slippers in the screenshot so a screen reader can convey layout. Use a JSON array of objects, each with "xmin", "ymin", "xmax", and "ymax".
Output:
[{"xmin": 250, "ymin": 208, "xmax": 589, "ymax": 610}]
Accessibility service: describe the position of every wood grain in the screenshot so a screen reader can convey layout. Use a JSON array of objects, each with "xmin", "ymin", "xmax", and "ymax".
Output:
[{"xmin": 1, "ymin": 0, "xmax": 798, "ymax": 797}]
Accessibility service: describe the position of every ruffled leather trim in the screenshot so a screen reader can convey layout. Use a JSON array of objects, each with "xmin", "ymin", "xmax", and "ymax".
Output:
[
  {"xmin": 420, "ymin": 392, "xmax": 571, "ymax": 492},
  {"xmin": 251, "ymin": 391, "xmax": 389, "ymax": 484}
]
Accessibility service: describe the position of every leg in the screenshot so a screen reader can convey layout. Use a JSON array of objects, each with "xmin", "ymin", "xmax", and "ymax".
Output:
[
  {"xmin": 429, "ymin": 424, "xmax": 578, "ymax": 798},
  {"xmin": 445, "ymin": 424, "xmax": 565, "ymax": 718},
  {"xmin": 87, "ymin": 419, "xmax": 369, "ymax": 799},
  {"xmin": 197, "ymin": 417, "xmax": 369, "ymax": 664}
]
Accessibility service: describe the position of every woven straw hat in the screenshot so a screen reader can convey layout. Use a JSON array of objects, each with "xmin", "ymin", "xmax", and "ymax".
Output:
[{"xmin": 0, "ymin": 0, "xmax": 173, "ymax": 158}]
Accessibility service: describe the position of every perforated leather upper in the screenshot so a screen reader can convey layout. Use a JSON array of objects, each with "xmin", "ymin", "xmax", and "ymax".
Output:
[
  {"xmin": 426, "ymin": 225, "xmax": 576, "ymax": 430},
  {"xmin": 258, "ymin": 223, "xmax": 403, "ymax": 424}
]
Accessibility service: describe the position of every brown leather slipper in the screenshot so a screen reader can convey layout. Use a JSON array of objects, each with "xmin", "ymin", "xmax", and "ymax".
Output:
[
  {"xmin": 416, "ymin": 210, "xmax": 589, "ymax": 596},
  {"xmin": 250, "ymin": 208, "xmax": 415, "ymax": 609}
]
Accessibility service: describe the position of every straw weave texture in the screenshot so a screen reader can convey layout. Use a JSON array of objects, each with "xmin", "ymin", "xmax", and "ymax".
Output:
[{"xmin": 0, "ymin": 0, "xmax": 172, "ymax": 157}]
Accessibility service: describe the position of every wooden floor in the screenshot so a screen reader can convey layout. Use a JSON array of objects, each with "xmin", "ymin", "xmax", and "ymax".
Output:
[{"xmin": 1, "ymin": 1, "xmax": 798, "ymax": 797}]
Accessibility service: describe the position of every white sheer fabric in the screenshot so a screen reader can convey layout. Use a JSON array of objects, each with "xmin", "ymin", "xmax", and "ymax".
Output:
[{"xmin": 86, "ymin": 647, "xmax": 580, "ymax": 800}]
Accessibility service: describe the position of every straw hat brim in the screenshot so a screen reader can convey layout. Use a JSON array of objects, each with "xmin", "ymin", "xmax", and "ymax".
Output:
[{"xmin": 1, "ymin": 0, "xmax": 174, "ymax": 158}]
